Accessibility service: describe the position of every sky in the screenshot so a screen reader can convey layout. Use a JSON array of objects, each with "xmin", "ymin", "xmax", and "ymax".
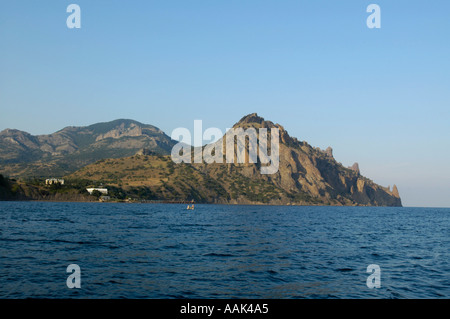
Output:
[{"xmin": 0, "ymin": 1, "xmax": 449, "ymax": 207}]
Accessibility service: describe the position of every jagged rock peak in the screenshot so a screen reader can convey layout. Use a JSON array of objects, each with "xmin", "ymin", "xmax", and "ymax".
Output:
[
  {"xmin": 234, "ymin": 113, "xmax": 285, "ymax": 131},
  {"xmin": 235, "ymin": 113, "xmax": 265, "ymax": 125},
  {"xmin": 392, "ymin": 184, "xmax": 400, "ymax": 198},
  {"xmin": 232, "ymin": 113, "xmax": 303, "ymax": 148},
  {"xmin": 325, "ymin": 147, "xmax": 333, "ymax": 157},
  {"xmin": 350, "ymin": 162, "xmax": 360, "ymax": 174}
]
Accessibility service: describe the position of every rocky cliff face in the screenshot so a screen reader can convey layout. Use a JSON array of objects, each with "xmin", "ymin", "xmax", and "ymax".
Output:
[{"xmin": 211, "ymin": 113, "xmax": 402, "ymax": 206}]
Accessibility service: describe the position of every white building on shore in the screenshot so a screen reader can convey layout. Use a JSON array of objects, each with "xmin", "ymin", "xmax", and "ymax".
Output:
[{"xmin": 86, "ymin": 188, "xmax": 108, "ymax": 195}]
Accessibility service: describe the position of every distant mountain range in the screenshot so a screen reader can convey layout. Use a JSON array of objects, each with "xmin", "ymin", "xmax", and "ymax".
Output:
[
  {"xmin": 0, "ymin": 114, "xmax": 401, "ymax": 206},
  {"xmin": 0, "ymin": 119, "xmax": 176, "ymax": 178}
]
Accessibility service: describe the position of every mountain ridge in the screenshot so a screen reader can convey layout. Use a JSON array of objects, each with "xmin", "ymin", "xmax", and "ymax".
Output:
[
  {"xmin": 63, "ymin": 113, "xmax": 401, "ymax": 206},
  {"xmin": 0, "ymin": 119, "xmax": 177, "ymax": 177},
  {"xmin": 0, "ymin": 114, "xmax": 401, "ymax": 206}
]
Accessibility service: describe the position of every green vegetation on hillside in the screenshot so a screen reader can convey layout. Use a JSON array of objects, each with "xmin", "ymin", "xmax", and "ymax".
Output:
[
  {"xmin": 65, "ymin": 154, "xmax": 324, "ymax": 204},
  {"xmin": 0, "ymin": 174, "xmax": 14, "ymax": 199}
]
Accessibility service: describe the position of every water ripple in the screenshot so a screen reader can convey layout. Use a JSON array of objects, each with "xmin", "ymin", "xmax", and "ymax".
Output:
[{"xmin": 0, "ymin": 203, "xmax": 449, "ymax": 298}]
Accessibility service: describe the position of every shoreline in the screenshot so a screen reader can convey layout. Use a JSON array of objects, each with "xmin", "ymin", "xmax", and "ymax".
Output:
[{"xmin": 0, "ymin": 198, "xmax": 403, "ymax": 207}]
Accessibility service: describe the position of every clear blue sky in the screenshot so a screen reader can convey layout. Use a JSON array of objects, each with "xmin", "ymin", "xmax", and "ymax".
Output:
[{"xmin": 1, "ymin": 1, "xmax": 449, "ymax": 207}]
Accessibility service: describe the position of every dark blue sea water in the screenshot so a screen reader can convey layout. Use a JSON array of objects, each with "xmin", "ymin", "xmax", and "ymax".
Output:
[{"xmin": 0, "ymin": 202, "xmax": 448, "ymax": 299}]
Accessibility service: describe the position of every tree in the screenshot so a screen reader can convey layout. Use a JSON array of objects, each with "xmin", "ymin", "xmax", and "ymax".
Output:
[
  {"xmin": 90, "ymin": 190, "xmax": 103, "ymax": 199},
  {"xmin": 0, "ymin": 174, "xmax": 8, "ymax": 188}
]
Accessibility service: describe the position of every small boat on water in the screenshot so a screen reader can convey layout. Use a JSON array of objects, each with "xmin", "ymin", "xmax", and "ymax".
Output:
[{"xmin": 187, "ymin": 204, "xmax": 195, "ymax": 210}]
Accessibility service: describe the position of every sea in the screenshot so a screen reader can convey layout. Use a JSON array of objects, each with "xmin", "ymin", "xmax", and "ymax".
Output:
[{"xmin": 0, "ymin": 202, "xmax": 448, "ymax": 299}]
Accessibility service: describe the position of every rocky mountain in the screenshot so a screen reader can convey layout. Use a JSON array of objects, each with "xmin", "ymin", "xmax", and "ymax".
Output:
[
  {"xmin": 67, "ymin": 113, "xmax": 402, "ymax": 206},
  {"xmin": 0, "ymin": 119, "xmax": 176, "ymax": 178}
]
